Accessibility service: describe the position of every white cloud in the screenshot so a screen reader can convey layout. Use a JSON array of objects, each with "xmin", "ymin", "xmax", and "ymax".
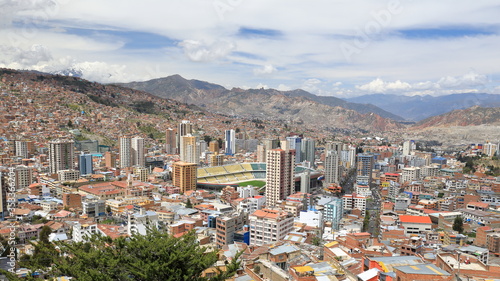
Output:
[
  {"xmin": 357, "ymin": 78, "xmax": 411, "ymax": 93},
  {"xmin": 253, "ymin": 64, "xmax": 276, "ymax": 75},
  {"xmin": 178, "ymin": 39, "xmax": 235, "ymax": 62},
  {"xmin": 277, "ymin": 84, "xmax": 291, "ymax": 91}
]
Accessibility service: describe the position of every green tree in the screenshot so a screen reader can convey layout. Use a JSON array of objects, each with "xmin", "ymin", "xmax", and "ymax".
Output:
[
  {"xmin": 4, "ymin": 230, "xmax": 241, "ymax": 281},
  {"xmin": 185, "ymin": 198, "xmax": 193, "ymax": 208},
  {"xmin": 39, "ymin": 225, "xmax": 52, "ymax": 244},
  {"xmin": 311, "ymin": 236, "xmax": 321, "ymax": 246},
  {"xmin": 106, "ymin": 205, "xmax": 112, "ymax": 214},
  {"xmin": 453, "ymin": 216, "xmax": 464, "ymax": 234},
  {"xmin": 362, "ymin": 211, "xmax": 370, "ymax": 232}
]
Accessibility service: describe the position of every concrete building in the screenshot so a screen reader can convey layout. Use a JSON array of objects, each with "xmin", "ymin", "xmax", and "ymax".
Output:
[
  {"xmin": 133, "ymin": 167, "xmax": 149, "ymax": 182},
  {"xmin": 172, "ymin": 161, "xmax": 197, "ymax": 193},
  {"xmin": 342, "ymin": 193, "xmax": 367, "ymax": 215},
  {"xmin": 300, "ymin": 138, "xmax": 315, "ymax": 166},
  {"xmin": 49, "ymin": 139, "xmax": 75, "ymax": 174},
  {"xmin": 216, "ymin": 212, "xmax": 246, "ymax": 248},
  {"xmin": 225, "ymin": 129, "xmax": 236, "ymax": 156},
  {"xmin": 14, "ymin": 165, "xmax": 33, "ymax": 189},
  {"xmin": 356, "ymin": 154, "xmax": 374, "ymax": 185},
  {"xmin": 131, "ymin": 137, "xmax": 145, "ymax": 167},
  {"xmin": 324, "ymin": 150, "xmax": 340, "ymax": 185},
  {"xmin": 165, "ymin": 128, "xmax": 176, "ymax": 154},
  {"xmin": 15, "ymin": 140, "xmax": 29, "ymax": 158},
  {"xmin": 249, "ymin": 209, "xmax": 294, "ymax": 246},
  {"xmin": 399, "ymin": 215, "xmax": 432, "ymax": 236},
  {"xmin": 177, "ymin": 120, "xmax": 193, "ymax": 153},
  {"xmin": 265, "ymin": 148, "xmax": 296, "ymax": 206},
  {"xmin": 57, "ymin": 170, "xmax": 80, "ymax": 182},
  {"xmin": 324, "ymin": 198, "xmax": 343, "ymax": 230},
  {"xmin": 82, "ymin": 196, "xmax": 106, "ymax": 217},
  {"xmin": 79, "ymin": 153, "xmax": 93, "ymax": 176},
  {"xmin": 401, "ymin": 167, "xmax": 421, "ymax": 183},
  {"xmin": 286, "ymin": 136, "xmax": 302, "ymax": 163},
  {"xmin": 180, "ymin": 134, "xmax": 198, "ymax": 164},
  {"xmin": 119, "ymin": 136, "xmax": 132, "ymax": 168}
]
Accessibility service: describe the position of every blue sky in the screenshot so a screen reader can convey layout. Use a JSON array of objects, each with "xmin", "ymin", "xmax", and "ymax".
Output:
[{"xmin": 0, "ymin": 0, "xmax": 500, "ymax": 97}]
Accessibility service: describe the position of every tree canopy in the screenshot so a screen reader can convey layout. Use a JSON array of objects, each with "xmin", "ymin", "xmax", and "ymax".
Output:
[
  {"xmin": 453, "ymin": 216, "xmax": 464, "ymax": 234},
  {"xmin": 3, "ymin": 230, "xmax": 240, "ymax": 281}
]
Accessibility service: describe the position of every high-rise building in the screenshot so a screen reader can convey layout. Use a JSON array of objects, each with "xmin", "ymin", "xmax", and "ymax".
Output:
[
  {"xmin": 256, "ymin": 144, "xmax": 266, "ymax": 162},
  {"xmin": 287, "ymin": 136, "xmax": 302, "ymax": 163},
  {"xmin": 14, "ymin": 165, "xmax": 33, "ymax": 189},
  {"xmin": 120, "ymin": 136, "xmax": 144, "ymax": 168},
  {"xmin": 262, "ymin": 139, "xmax": 279, "ymax": 150},
  {"xmin": 119, "ymin": 136, "xmax": 132, "ymax": 168},
  {"xmin": 180, "ymin": 135, "xmax": 198, "ymax": 164},
  {"xmin": 0, "ymin": 172, "xmax": 8, "ymax": 219},
  {"xmin": 131, "ymin": 137, "xmax": 145, "ymax": 167},
  {"xmin": 172, "ymin": 161, "xmax": 197, "ymax": 193},
  {"xmin": 324, "ymin": 150, "xmax": 340, "ymax": 185},
  {"xmin": 301, "ymin": 138, "xmax": 315, "ymax": 166},
  {"xmin": 208, "ymin": 141, "xmax": 219, "ymax": 154},
  {"xmin": 49, "ymin": 140, "xmax": 75, "ymax": 174},
  {"xmin": 79, "ymin": 153, "xmax": 93, "ymax": 176},
  {"xmin": 265, "ymin": 148, "xmax": 296, "ymax": 206},
  {"xmin": 165, "ymin": 128, "xmax": 177, "ymax": 154},
  {"xmin": 324, "ymin": 198, "xmax": 343, "ymax": 230},
  {"xmin": 177, "ymin": 120, "xmax": 193, "ymax": 153},
  {"xmin": 249, "ymin": 209, "xmax": 294, "ymax": 246},
  {"xmin": 356, "ymin": 154, "xmax": 374, "ymax": 185},
  {"xmin": 225, "ymin": 129, "xmax": 236, "ymax": 156},
  {"xmin": 402, "ymin": 140, "xmax": 414, "ymax": 156},
  {"xmin": 104, "ymin": 151, "xmax": 116, "ymax": 168},
  {"xmin": 15, "ymin": 140, "xmax": 29, "ymax": 158}
]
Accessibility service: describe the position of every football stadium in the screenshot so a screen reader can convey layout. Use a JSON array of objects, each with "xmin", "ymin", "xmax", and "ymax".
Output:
[{"xmin": 196, "ymin": 163, "xmax": 322, "ymax": 191}]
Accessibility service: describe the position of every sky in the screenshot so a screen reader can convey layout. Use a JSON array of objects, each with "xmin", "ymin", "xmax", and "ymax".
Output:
[{"xmin": 1, "ymin": 0, "xmax": 500, "ymax": 98}]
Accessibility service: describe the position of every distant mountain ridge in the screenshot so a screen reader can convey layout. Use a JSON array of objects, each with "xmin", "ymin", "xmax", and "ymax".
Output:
[
  {"xmin": 412, "ymin": 105, "xmax": 500, "ymax": 129},
  {"xmin": 118, "ymin": 75, "xmax": 405, "ymax": 121},
  {"xmin": 346, "ymin": 93, "xmax": 500, "ymax": 121}
]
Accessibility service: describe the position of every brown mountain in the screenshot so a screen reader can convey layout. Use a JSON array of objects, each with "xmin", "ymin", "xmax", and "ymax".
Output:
[
  {"xmin": 117, "ymin": 76, "xmax": 404, "ymax": 133},
  {"xmin": 412, "ymin": 106, "xmax": 500, "ymax": 130}
]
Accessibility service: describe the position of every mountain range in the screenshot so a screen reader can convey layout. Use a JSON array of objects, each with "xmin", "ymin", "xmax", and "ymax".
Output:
[
  {"xmin": 117, "ymin": 75, "xmax": 405, "ymax": 121},
  {"xmin": 346, "ymin": 93, "xmax": 500, "ymax": 121}
]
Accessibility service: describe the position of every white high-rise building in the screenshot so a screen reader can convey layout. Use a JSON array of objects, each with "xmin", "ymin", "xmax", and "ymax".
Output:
[
  {"xmin": 119, "ymin": 136, "xmax": 132, "ymax": 168},
  {"xmin": 180, "ymin": 135, "xmax": 198, "ymax": 164},
  {"xmin": 131, "ymin": 137, "xmax": 145, "ymax": 167},
  {"xmin": 177, "ymin": 120, "xmax": 193, "ymax": 153},
  {"xmin": 265, "ymin": 148, "xmax": 296, "ymax": 206},
  {"xmin": 49, "ymin": 140, "xmax": 75, "ymax": 174},
  {"xmin": 15, "ymin": 140, "xmax": 29, "ymax": 158},
  {"xmin": 324, "ymin": 150, "xmax": 340, "ymax": 184},
  {"xmin": 14, "ymin": 165, "xmax": 33, "ymax": 189},
  {"xmin": 342, "ymin": 193, "xmax": 367, "ymax": 215}
]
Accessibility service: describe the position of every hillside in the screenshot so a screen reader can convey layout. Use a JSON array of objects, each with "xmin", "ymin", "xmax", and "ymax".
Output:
[
  {"xmin": 0, "ymin": 69, "xmax": 402, "ymax": 149},
  {"xmin": 0, "ymin": 68, "xmax": 271, "ymax": 145},
  {"xmin": 413, "ymin": 106, "xmax": 500, "ymax": 129},
  {"xmin": 118, "ymin": 75, "xmax": 405, "ymax": 121},
  {"xmin": 346, "ymin": 93, "xmax": 500, "ymax": 121}
]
